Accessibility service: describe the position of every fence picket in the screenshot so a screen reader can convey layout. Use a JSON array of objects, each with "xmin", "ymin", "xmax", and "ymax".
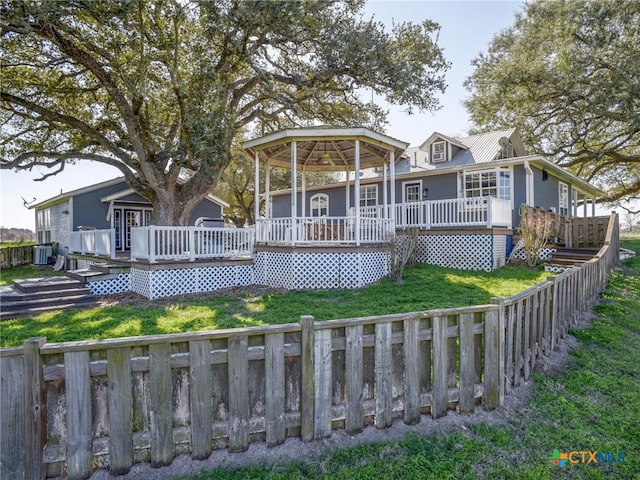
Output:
[
  {"xmin": 300, "ymin": 316, "xmax": 315, "ymax": 442},
  {"xmin": 65, "ymin": 351, "xmax": 93, "ymax": 480},
  {"xmin": 431, "ymin": 316, "xmax": 448, "ymax": 419},
  {"xmin": 149, "ymin": 343, "xmax": 173, "ymax": 466},
  {"xmin": 1, "ymin": 353, "xmax": 26, "ymax": 479},
  {"xmin": 345, "ymin": 324, "xmax": 364, "ymax": 434},
  {"xmin": 484, "ymin": 310, "xmax": 501, "ymax": 410},
  {"xmin": 403, "ymin": 319, "xmax": 421, "ymax": 424},
  {"xmin": 314, "ymin": 328, "xmax": 333, "ymax": 438},
  {"xmin": 265, "ymin": 333, "xmax": 286, "ymax": 446},
  {"xmin": 189, "ymin": 340, "xmax": 212, "ymax": 459},
  {"xmin": 375, "ymin": 322, "xmax": 393, "ymax": 428},
  {"xmin": 228, "ymin": 335, "xmax": 249, "ymax": 452},
  {"xmin": 458, "ymin": 313, "xmax": 475, "ymax": 414},
  {"xmin": 107, "ymin": 347, "xmax": 133, "ymax": 475}
]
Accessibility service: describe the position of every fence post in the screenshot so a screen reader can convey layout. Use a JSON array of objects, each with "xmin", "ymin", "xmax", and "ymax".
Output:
[
  {"xmin": 484, "ymin": 309, "xmax": 501, "ymax": 410},
  {"xmin": 300, "ymin": 315, "xmax": 315, "ymax": 442},
  {"xmin": 23, "ymin": 337, "xmax": 47, "ymax": 480}
]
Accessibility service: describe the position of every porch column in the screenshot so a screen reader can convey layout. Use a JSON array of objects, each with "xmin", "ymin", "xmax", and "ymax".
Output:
[
  {"xmin": 583, "ymin": 193, "xmax": 588, "ymax": 217},
  {"xmin": 301, "ymin": 168, "xmax": 306, "ymax": 218},
  {"xmin": 383, "ymin": 159, "xmax": 388, "ymax": 218},
  {"xmin": 265, "ymin": 160, "xmax": 271, "ymax": 218},
  {"xmin": 291, "ymin": 141, "xmax": 297, "ymax": 245},
  {"xmin": 390, "ymin": 151, "xmax": 396, "ymax": 227},
  {"xmin": 345, "ymin": 168, "xmax": 350, "ymax": 215},
  {"xmin": 592, "ymin": 197, "xmax": 596, "ymax": 217},
  {"xmin": 355, "ymin": 139, "xmax": 361, "ymax": 246},
  {"xmin": 254, "ymin": 152, "xmax": 260, "ymax": 225}
]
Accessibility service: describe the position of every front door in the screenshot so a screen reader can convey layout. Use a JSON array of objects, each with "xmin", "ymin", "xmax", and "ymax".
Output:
[
  {"xmin": 125, "ymin": 210, "xmax": 141, "ymax": 249},
  {"xmin": 113, "ymin": 208, "xmax": 151, "ymax": 251},
  {"xmin": 404, "ymin": 182, "xmax": 421, "ymax": 226}
]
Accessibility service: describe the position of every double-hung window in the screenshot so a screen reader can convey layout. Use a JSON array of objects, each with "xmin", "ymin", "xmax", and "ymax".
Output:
[
  {"xmin": 360, "ymin": 185, "xmax": 378, "ymax": 217},
  {"xmin": 310, "ymin": 193, "xmax": 328, "ymax": 217},
  {"xmin": 432, "ymin": 141, "xmax": 446, "ymax": 162},
  {"xmin": 36, "ymin": 209, "xmax": 51, "ymax": 244}
]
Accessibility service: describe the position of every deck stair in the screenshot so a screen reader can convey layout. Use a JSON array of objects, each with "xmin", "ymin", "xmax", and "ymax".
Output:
[
  {"xmin": 66, "ymin": 260, "xmax": 130, "ymax": 283},
  {"xmin": 1, "ymin": 276, "xmax": 98, "ymax": 320},
  {"xmin": 545, "ymin": 247, "xmax": 600, "ymax": 272}
]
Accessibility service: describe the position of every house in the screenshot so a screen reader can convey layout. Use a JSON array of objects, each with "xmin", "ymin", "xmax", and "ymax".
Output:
[
  {"xmin": 30, "ymin": 177, "xmax": 229, "ymax": 255},
  {"xmin": 21, "ymin": 127, "xmax": 609, "ymax": 299},
  {"xmin": 269, "ymin": 128, "xmax": 601, "ymax": 231}
]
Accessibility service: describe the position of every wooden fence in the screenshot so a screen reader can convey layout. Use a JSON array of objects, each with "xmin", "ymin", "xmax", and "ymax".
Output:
[
  {"xmin": 526, "ymin": 208, "xmax": 610, "ymax": 248},
  {"xmin": 0, "ymin": 213, "xmax": 619, "ymax": 479},
  {"xmin": 0, "ymin": 244, "xmax": 34, "ymax": 269}
]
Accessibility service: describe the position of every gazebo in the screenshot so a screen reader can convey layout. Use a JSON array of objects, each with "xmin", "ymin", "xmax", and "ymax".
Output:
[
  {"xmin": 242, "ymin": 127, "xmax": 409, "ymax": 289},
  {"xmin": 242, "ymin": 127, "xmax": 409, "ymax": 246}
]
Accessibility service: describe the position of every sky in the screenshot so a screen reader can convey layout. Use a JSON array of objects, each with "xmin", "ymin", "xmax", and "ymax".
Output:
[{"xmin": 0, "ymin": 1, "xmax": 523, "ymax": 231}]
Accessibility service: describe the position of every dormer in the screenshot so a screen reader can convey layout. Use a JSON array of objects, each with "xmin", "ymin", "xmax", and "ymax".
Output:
[{"xmin": 419, "ymin": 132, "xmax": 468, "ymax": 165}]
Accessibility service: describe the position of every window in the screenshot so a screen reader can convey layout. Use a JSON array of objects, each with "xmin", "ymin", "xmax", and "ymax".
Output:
[
  {"xmin": 360, "ymin": 185, "xmax": 377, "ymax": 207},
  {"xmin": 559, "ymin": 182, "xmax": 569, "ymax": 215},
  {"xmin": 495, "ymin": 142, "xmax": 514, "ymax": 160},
  {"xmin": 464, "ymin": 169, "xmax": 511, "ymax": 200},
  {"xmin": 432, "ymin": 141, "xmax": 446, "ymax": 162},
  {"xmin": 310, "ymin": 193, "xmax": 328, "ymax": 217},
  {"xmin": 36, "ymin": 209, "xmax": 51, "ymax": 244}
]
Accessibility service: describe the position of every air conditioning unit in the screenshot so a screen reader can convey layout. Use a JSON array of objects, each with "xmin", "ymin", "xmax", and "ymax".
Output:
[{"xmin": 34, "ymin": 246, "xmax": 53, "ymax": 265}]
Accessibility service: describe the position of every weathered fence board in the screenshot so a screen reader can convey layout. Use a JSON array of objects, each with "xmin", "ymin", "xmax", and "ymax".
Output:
[
  {"xmin": 265, "ymin": 333, "xmax": 286, "ymax": 446},
  {"xmin": 65, "ymin": 351, "xmax": 93, "ymax": 480},
  {"xmin": 345, "ymin": 324, "xmax": 364, "ymax": 434},
  {"xmin": 374, "ymin": 322, "xmax": 393, "ymax": 428},
  {"xmin": 189, "ymin": 340, "xmax": 212, "ymax": 459},
  {"xmin": 228, "ymin": 336, "xmax": 249, "ymax": 452},
  {"xmin": 1, "ymin": 352, "xmax": 26, "ymax": 479},
  {"xmin": 149, "ymin": 343, "xmax": 173, "ymax": 466},
  {"xmin": 403, "ymin": 319, "xmax": 421, "ymax": 424},
  {"xmin": 107, "ymin": 347, "xmax": 133, "ymax": 475}
]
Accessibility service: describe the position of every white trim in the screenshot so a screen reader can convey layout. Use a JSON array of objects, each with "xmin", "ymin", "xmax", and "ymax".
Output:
[{"xmin": 402, "ymin": 180, "xmax": 422, "ymax": 203}]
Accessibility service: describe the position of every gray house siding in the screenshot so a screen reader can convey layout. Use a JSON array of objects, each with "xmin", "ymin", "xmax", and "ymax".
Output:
[
  {"xmin": 532, "ymin": 165, "xmax": 564, "ymax": 213},
  {"xmin": 49, "ymin": 201, "xmax": 72, "ymax": 254},
  {"xmin": 512, "ymin": 164, "xmax": 527, "ymax": 227},
  {"xmin": 72, "ymin": 183, "xmax": 123, "ymax": 230}
]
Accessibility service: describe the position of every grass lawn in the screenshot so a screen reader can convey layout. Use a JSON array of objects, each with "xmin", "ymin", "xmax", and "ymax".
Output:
[
  {"xmin": 0, "ymin": 263, "xmax": 547, "ymax": 347},
  {"xmin": 174, "ymin": 239, "xmax": 640, "ymax": 480}
]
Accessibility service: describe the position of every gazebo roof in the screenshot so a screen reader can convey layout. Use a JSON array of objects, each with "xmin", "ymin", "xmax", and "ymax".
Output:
[{"xmin": 242, "ymin": 127, "xmax": 409, "ymax": 171}]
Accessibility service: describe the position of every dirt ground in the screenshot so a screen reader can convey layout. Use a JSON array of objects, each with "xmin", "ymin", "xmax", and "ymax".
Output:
[{"xmin": 74, "ymin": 300, "xmax": 587, "ymax": 480}]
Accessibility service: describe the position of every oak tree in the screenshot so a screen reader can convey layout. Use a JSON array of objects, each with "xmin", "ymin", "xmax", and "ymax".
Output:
[
  {"xmin": 1, "ymin": 0, "xmax": 449, "ymax": 224},
  {"xmin": 464, "ymin": 0, "xmax": 640, "ymax": 205}
]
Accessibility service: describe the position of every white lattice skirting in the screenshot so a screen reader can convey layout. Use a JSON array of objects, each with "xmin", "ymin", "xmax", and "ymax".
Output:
[
  {"xmin": 414, "ymin": 234, "xmax": 507, "ymax": 272},
  {"xmin": 509, "ymin": 239, "xmax": 557, "ymax": 262},
  {"xmin": 87, "ymin": 273, "xmax": 131, "ymax": 296},
  {"xmin": 255, "ymin": 250, "xmax": 389, "ymax": 290},
  {"xmin": 130, "ymin": 264, "xmax": 254, "ymax": 299}
]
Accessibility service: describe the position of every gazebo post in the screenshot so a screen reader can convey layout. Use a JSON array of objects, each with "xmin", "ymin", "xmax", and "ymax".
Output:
[
  {"xmin": 301, "ymin": 168, "xmax": 306, "ymax": 219},
  {"xmin": 291, "ymin": 141, "xmax": 297, "ymax": 245},
  {"xmin": 265, "ymin": 159, "xmax": 271, "ymax": 218},
  {"xmin": 390, "ymin": 151, "xmax": 396, "ymax": 227},
  {"xmin": 254, "ymin": 151, "xmax": 260, "ymax": 227},
  {"xmin": 345, "ymin": 168, "xmax": 350, "ymax": 215},
  {"xmin": 355, "ymin": 139, "xmax": 361, "ymax": 246},
  {"xmin": 383, "ymin": 159, "xmax": 388, "ymax": 218}
]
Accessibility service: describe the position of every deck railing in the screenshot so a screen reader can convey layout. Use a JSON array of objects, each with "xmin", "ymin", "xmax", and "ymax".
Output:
[
  {"xmin": 256, "ymin": 216, "xmax": 393, "ymax": 245},
  {"xmin": 394, "ymin": 197, "xmax": 512, "ymax": 229},
  {"xmin": 69, "ymin": 229, "xmax": 116, "ymax": 259},
  {"xmin": 130, "ymin": 226, "xmax": 254, "ymax": 263},
  {"xmin": 350, "ymin": 197, "xmax": 512, "ymax": 229}
]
